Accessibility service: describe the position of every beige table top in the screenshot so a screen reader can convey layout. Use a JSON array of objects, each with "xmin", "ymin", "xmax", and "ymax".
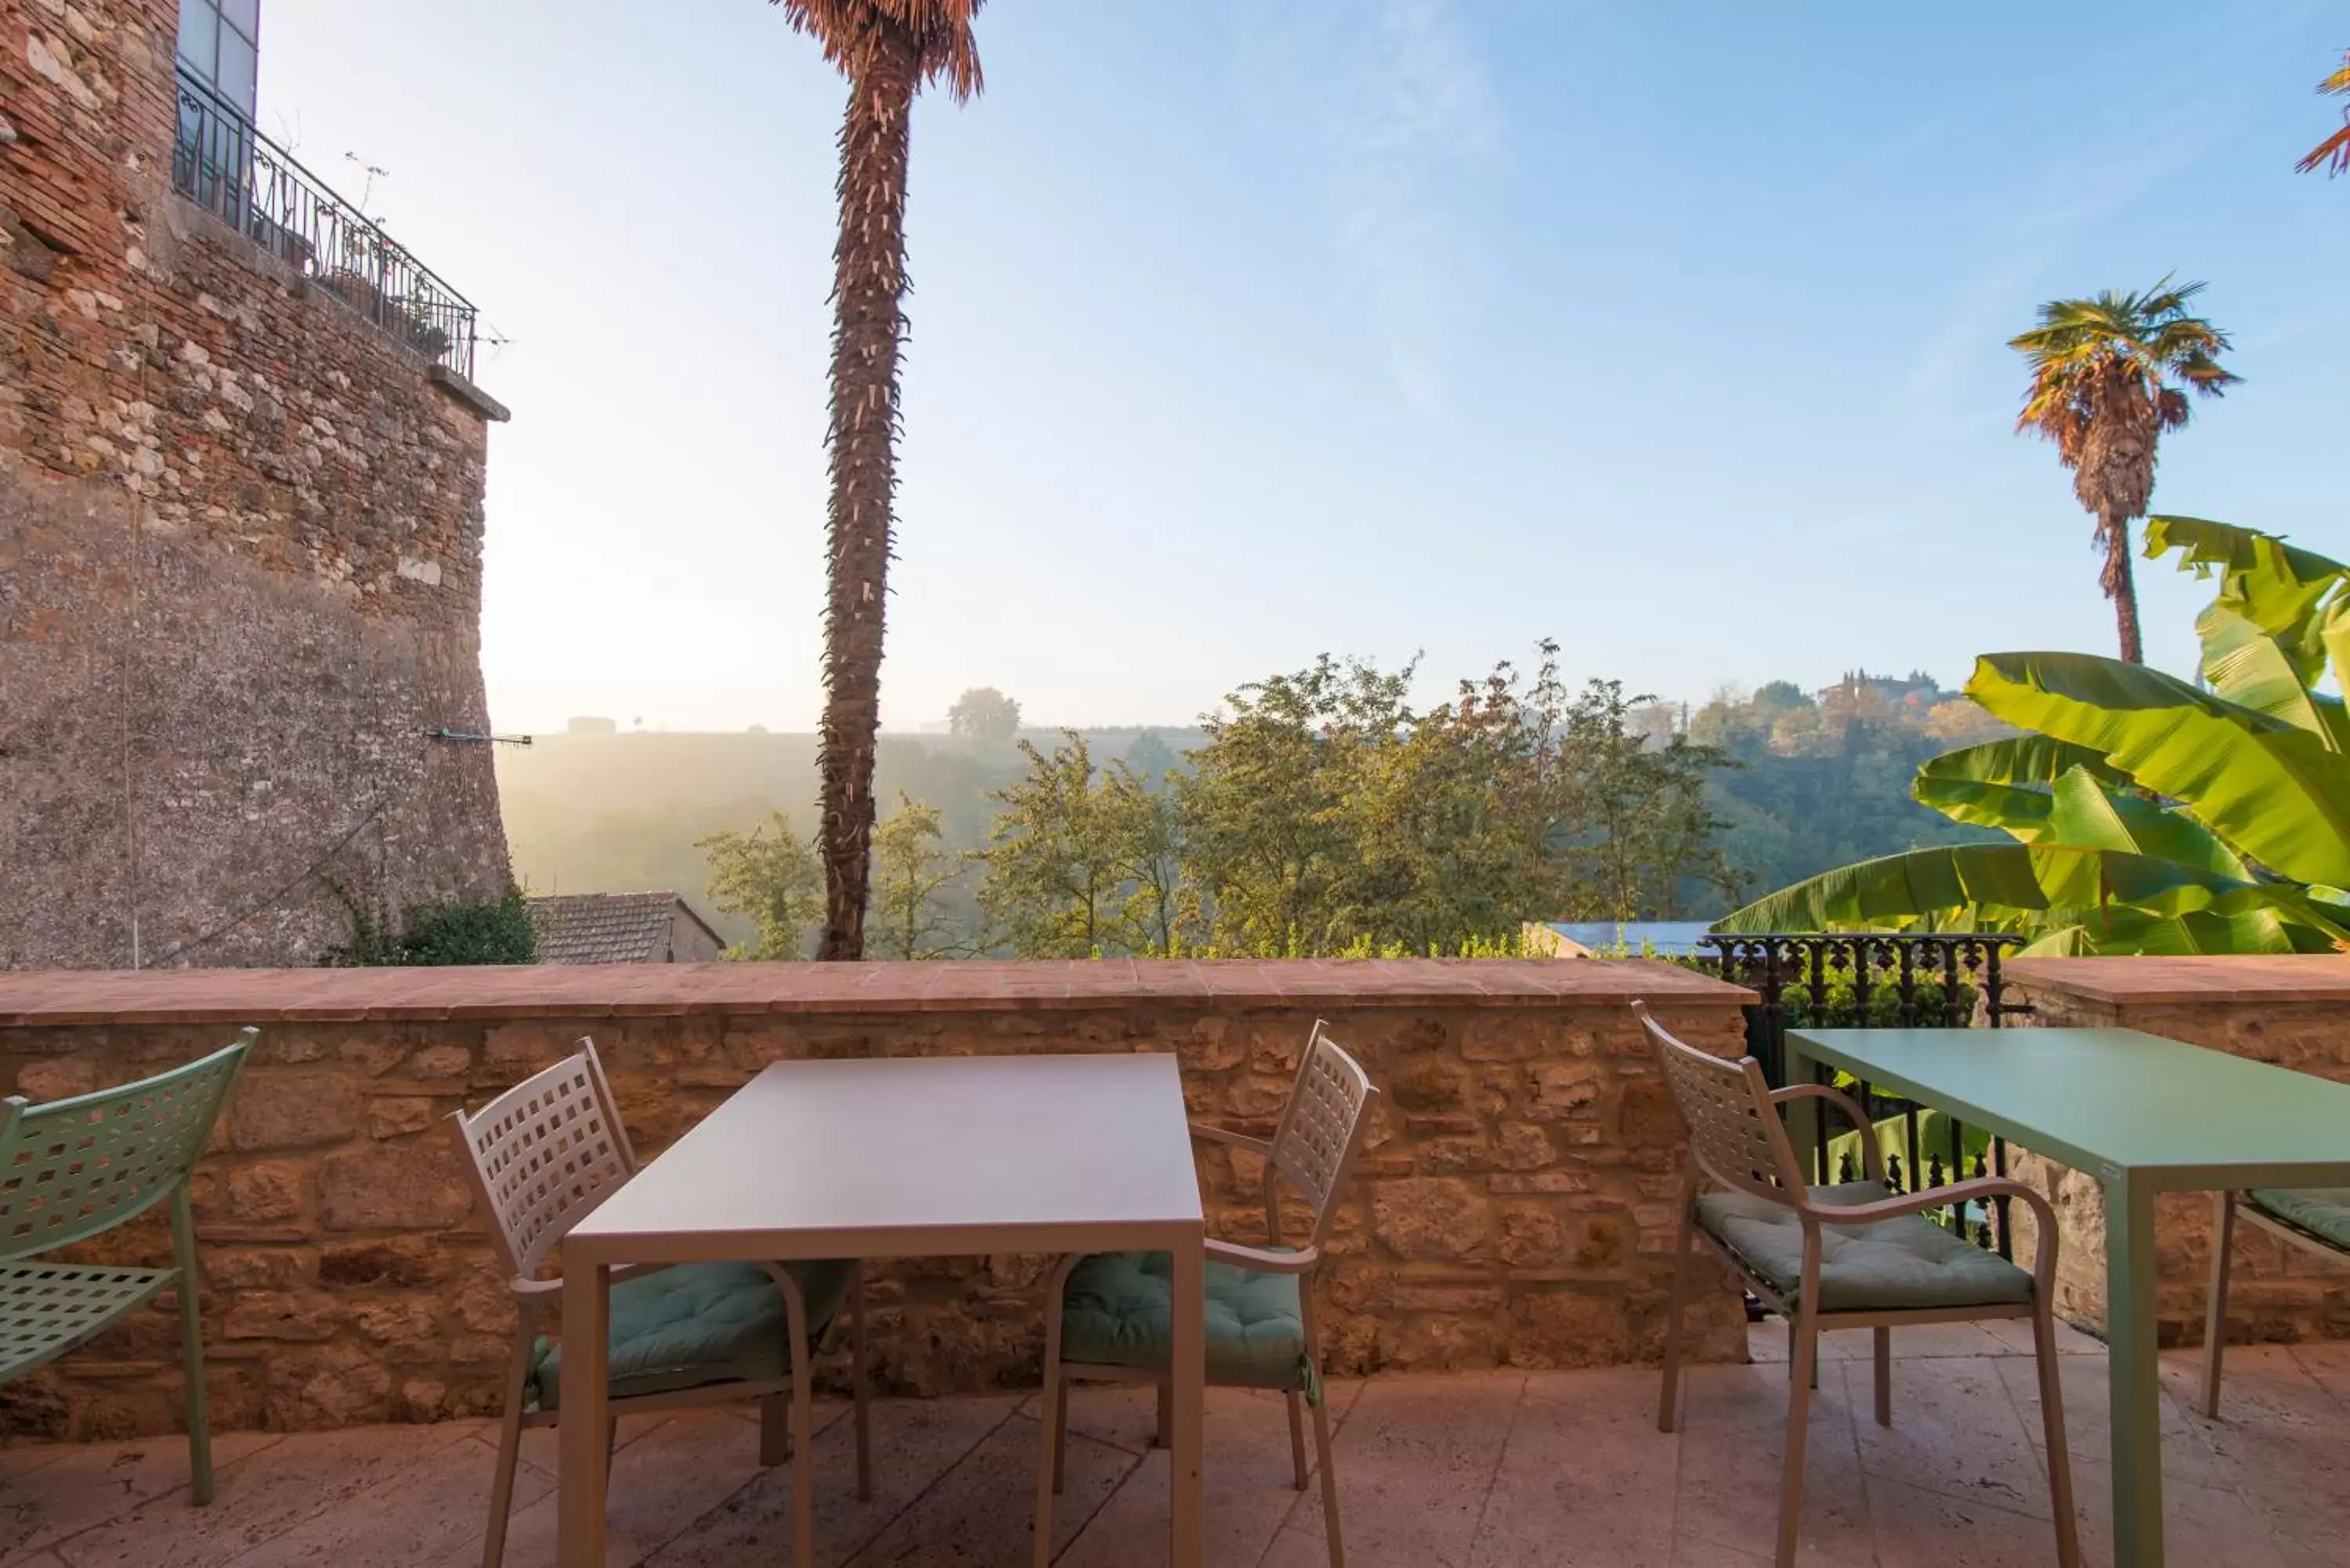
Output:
[{"xmin": 566, "ymin": 1053, "xmax": 1206, "ymax": 1265}]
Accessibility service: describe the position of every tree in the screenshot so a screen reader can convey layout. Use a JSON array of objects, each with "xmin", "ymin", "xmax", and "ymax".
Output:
[
  {"xmin": 978, "ymin": 734, "xmax": 1126, "ymax": 956},
  {"xmin": 2298, "ymin": 49, "xmax": 2350, "ymax": 176},
  {"xmin": 769, "ymin": 1, "xmax": 988, "ymax": 961},
  {"xmin": 870, "ymin": 793, "xmax": 965, "ymax": 959},
  {"xmin": 1121, "ymin": 731, "xmax": 1179, "ymax": 788},
  {"xmin": 2009, "ymin": 280, "xmax": 2238, "ymax": 663},
  {"xmin": 1173, "ymin": 645, "xmax": 1741, "ymax": 954},
  {"xmin": 1101, "ymin": 762, "xmax": 1194, "ymax": 955},
  {"xmin": 1554, "ymin": 681, "xmax": 1743, "ymax": 923},
  {"xmin": 697, "ymin": 811, "xmax": 824, "ymax": 959},
  {"xmin": 947, "ymin": 686, "xmax": 1022, "ymax": 746},
  {"xmin": 1717, "ymin": 518, "xmax": 2350, "ymax": 955}
]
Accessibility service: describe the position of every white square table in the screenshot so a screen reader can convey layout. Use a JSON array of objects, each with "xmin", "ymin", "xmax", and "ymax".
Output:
[{"xmin": 556, "ymin": 1053, "xmax": 1209, "ymax": 1567}]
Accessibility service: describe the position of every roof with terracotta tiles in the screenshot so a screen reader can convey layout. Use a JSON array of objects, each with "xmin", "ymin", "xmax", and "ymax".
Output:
[{"xmin": 525, "ymin": 891, "xmax": 722, "ymax": 966}]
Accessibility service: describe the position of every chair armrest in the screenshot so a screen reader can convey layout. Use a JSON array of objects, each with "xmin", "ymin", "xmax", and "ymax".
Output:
[
  {"xmin": 1799, "ymin": 1176, "xmax": 2059, "ymax": 1281},
  {"xmin": 1190, "ymin": 1122, "xmax": 1274, "ymax": 1155},
  {"xmin": 1768, "ymin": 1082, "xmax": 1884, "ymax": 1182},
  {"xmin": 1206, "ymin": 1238, "xmax": 1320, "ymax": 1274}
]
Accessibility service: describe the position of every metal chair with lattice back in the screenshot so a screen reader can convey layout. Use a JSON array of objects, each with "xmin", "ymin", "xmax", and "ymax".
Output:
[
  {"xmin": 1632, "ymin": 1001, "xmax": 2079, "ymax": 1568},
  {"xmin": 1032, "ymin": 1019, "xmax": 1379, "ymax": 1568},
  {"xmin": 450, "ymin": 1037, "xmax": 871, "ymax": 1568},
  {"xmin": 1, "ymin": 1028, "xmax": 254, "ymax": 1504}
]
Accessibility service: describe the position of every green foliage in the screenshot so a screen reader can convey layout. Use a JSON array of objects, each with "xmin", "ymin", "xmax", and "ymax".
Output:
[
  {"xmin": 1718, "ymin": 521, "xmax": 2350, "ymax": 956},
  {"xmin": 327, "ymin": 883, "xmax": 537, "ymax": 966},
  {"xmin": 870, "ymin": 793, "xmax": 968, "ymax": 959},
  {"xmin": 696, "ymin": 811, "xmax": 823, "ymax": 959},
  {"xmin": 969, "ymin": 645, "xmax": 1743, "ymax": 959},
  {"xmin": 1691, "ymin": 671, "xmax": 2015, "ymax": 898},
  {"xmin": 948, "ymin": 686, "xmax": 1023, "ymax": 746},
  {"xmin": 1777, "ymin": 977, "xmax": 1979, "ymax": 1031},
  {"xmin": 977, "ymin": 734, "xmax": 1195, "ymax": 956}
]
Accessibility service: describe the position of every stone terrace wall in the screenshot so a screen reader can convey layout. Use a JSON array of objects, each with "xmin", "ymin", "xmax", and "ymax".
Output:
[
  {"xmin": 2002, "ymin": 956, "xmax": 2350, "ymax": 1348},
  {"xmin": 0, "ymin": 959, "xmax": 1755, "ymax": 1441},
  {"xmin": 0, "ymin": 0, "xmax": 512, "ymax": 970}
]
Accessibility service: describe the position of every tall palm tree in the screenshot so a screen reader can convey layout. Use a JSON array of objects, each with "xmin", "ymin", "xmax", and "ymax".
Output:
[
  {"xmin": 2009, "ymin": 280, "xmax": 2238, "ymax": 664},
  {"xmin": 2299, "ymin": 49, "xmax": 2350, "ymax": 176},
  {"xmin": 771, "ymin": 2, "xmax": 985, "ymax": 959}
]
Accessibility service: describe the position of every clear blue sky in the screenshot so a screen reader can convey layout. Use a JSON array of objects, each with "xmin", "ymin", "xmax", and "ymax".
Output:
[{"xmin": 263, "ymin": 1, "xmax": 2347, "ymax": 733}]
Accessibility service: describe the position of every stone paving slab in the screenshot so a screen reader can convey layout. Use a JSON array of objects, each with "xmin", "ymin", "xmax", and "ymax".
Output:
[{"xmin": 5, "ymin": 1328, "xmax": 2348, "ymax": 1567}]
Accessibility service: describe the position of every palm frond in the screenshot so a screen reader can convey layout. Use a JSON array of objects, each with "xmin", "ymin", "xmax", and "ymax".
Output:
[
  {"xmin": 768, "ymin": 0, "xmax": 987, "ymax": 98},
  {"xmin": 2298, "ymin": 49, "xmax": 2350, "ymax": 175}
]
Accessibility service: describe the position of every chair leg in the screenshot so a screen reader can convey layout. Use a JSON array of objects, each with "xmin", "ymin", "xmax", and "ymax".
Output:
[
  {"xmin": 1776, "ymin": 1305, "xmax": 1820, "ymax": 1568},
  {"xmin": 2201, "ymin": 1191, "xmax": 2236, "ymax": 1419},
  {"xmin": 1035, "ymin": 1265, "xmax": 1068, "ymax": 1568},
  {"xmin": 1286, "ymin": 1390, "xmax": 1310, "ymax": 1489},
  {"xmin": 759, "ymin": 1393, "xmax": 791, "ymax": 1467},
  {"xmin": 1658, "ymin": 1190, "xmax": 1696, "ymax": 1433},
  {"xmin": 761, "ymin": 1267, "xmax": 817, "ymax": 1568},
  {"xmin": 852, "ymin": 1262, "xmax": 873, "ymax": 1502},
  {"xmin": 168, "ymin": 1189, "xmax": 214, "ymax": 1506},
  {"xmin": 1311, "ymin": 1383, "xmax": 1344, "ymax": 1568},
  {"xmin": 482, "ymin": 1323, "xmax": 535, "ymax": 1568},
  {"xmin": 1871, "ymin": 1326, "xmax": 1892, "ymax": 1428},
  {"xmin": 1051, "ymin": 1378, "xmax": 1069, "ymax": 1496},
  {"xmin": 1301, "ymin": 1289, "xmax": 1344, "ymax": 1568},
  {"xmin": 2033, "ymin": 1300, "xmax": 2084, "ymax": 1568}
]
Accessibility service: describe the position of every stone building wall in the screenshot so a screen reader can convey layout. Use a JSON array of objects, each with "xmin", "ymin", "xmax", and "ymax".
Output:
[
  {"xmin": 0, "ymin": 959, "xmax": 1755, "ymax": 1440},
  {"xmin": 2001, "ymin": 956, "xmax": 2350, "ymax": 1348},
  {"xmin": 0, "ymin": 0, "xmax": 512, "ymax": 970}
]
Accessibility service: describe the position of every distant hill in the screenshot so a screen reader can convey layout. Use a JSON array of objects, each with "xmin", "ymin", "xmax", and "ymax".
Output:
[
  {"xmin": 497, "ymin": 671, "xmax": 2002, "ymax": 947},
  {"xmin": 496, "ymin": 727, "xmax": 1204, "ymax": 947}
]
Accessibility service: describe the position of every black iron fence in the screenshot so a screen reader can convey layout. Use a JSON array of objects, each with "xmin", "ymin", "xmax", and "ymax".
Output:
[
  {"xmin": 1695, "ymin": 932, "xmax": 2030, "ymax": 1259},
  {"xmin": 171, "ymin": 69, "xmax": 479, "ymax": 379}
]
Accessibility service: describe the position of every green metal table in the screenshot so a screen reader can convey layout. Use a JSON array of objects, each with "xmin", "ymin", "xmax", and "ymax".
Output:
[{"xmin": 1787, "ymin": 1026, "xmax": 2350, "ymax": 1568}]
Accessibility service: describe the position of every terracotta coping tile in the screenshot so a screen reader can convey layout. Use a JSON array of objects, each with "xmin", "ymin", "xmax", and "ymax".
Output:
[
  {"xmin": 0, "ymin": 957, "xmax": 1755, "ymax": 1028},
  {"xmin": 2005, "ymin": 954, "xmax": 2350, "ymax": 1006}
]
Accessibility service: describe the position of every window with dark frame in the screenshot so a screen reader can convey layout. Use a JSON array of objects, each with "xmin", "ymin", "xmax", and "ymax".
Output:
[{"xmin": 175, "ymin": 0, "xmax": 259, "ymax": 120}]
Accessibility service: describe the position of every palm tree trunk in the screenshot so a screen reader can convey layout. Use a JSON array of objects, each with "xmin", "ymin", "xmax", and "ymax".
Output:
[
  {"xmin": 2099, "ymin": 508, "xmax": 2146, "ymax": 664},
  {"xmin": 816, "ymin": 22, "xmax": 918, "ymax": 961}
]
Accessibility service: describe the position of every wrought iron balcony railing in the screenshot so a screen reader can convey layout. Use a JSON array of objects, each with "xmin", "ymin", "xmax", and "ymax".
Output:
[
  {"xmin": 1697, "ymin": 931, "xmax": 2030, "ymax": 1259},
  {"xmin": 170, "ymin": 68, "xmax": 479, "ymax": 380}
]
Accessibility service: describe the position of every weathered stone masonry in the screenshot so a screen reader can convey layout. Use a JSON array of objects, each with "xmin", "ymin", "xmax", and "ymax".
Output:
[
  {"xmin": 1, "ymin": 0, "xmax": 512, "ymax": 969},
  {"xmin": 0, "ymin": 959, "xmax": 1755, "ymax": 1440}
]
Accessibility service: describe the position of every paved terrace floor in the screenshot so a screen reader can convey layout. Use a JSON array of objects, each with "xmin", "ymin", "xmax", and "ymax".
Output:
[{"xmin": 5, "ymin": 1324, "xmax": 2346, "ymax": 1568}]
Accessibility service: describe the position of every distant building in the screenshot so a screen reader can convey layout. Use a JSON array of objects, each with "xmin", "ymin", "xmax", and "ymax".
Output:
[
  {"xmin": 529, "ymin": 892, "xmax": 727, "ymax": 965},
  {"xmin": 566, "ymin": 716, "xmax": 620, "ymax": 735}
]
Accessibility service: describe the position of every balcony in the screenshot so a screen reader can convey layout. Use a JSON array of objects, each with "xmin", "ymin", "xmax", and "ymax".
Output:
[
  {"xmin": 2, "ymin": 956, "xmax": 2346, "ymax": 1566},
  {"xmin": 170, "ymin": 68, "xmax": 479, "ymax": 380}
]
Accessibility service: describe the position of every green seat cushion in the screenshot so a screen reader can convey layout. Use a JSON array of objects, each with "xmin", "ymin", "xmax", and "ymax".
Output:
[
  {"xmin": 530, "ymin": 1259, "xmax": 851, "ymax": 1410},
  {"xmin": 1060, "ymin": 1251, "xmax": 1310, "ymax": 1390},
  {"xmin": 1696, "ymin": 1180, "xmax": 2034, "ymax": 1314},
  {"xmin": 2249, "ymin": 1187, "xmax": 2350, "ymax": 1251}
]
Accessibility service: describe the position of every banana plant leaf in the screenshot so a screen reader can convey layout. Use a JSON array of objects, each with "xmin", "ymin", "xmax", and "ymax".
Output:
[
  {"xmin": 1713, "ymin": 842, "xmax": 2350, "ymax": 946},
  {"xmin": 2044, "ymin": 765, "xmax": 2247, "ymax": 879},
  {"xmin": 2148, "ymin": 515, "xmax": 2350, "ymax": 700},
  {"xmin": 2195, "ymin": 603, "xmax": 2350, "ymax": 750},
  {"xmin": 1967, "ymin": 653, "xmax": 2350, "ymax": 890},
  {"xmin": 1910, "ymin": 737, "xmax": 2128, "ymax": 840},
  {"xmin": 2012, "ymin": 907, "xmax": 2316, "ymax": 956},
  {"xmin": 2145, "ymin": 515, "xmax": 2348, "ymax": 637}
]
